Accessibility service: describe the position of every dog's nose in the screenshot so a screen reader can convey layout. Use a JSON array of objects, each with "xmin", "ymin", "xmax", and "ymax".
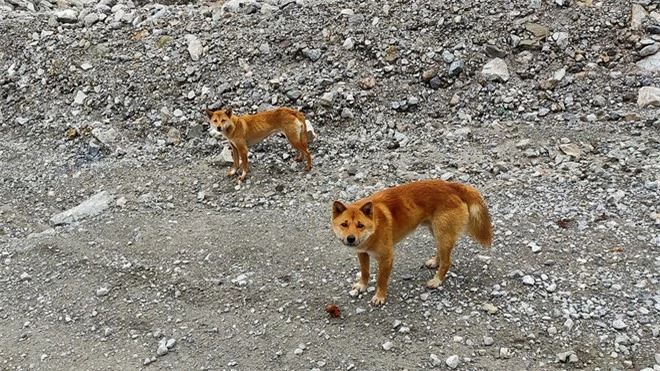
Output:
[{"xmin": 346, "ymin": 235, "xmax": 356, "ymax": 244}]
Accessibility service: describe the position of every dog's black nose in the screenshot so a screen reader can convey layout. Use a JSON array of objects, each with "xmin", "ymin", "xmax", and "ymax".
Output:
[{"xmin": 346, "ymin": 235, "xmax": 356, "ymax": 244}]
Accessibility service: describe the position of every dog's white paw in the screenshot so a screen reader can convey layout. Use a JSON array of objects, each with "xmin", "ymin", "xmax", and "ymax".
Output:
[
  {"xmin": 352, "ymin": 282, "xmax": 368, "ymax": 293},
  {"xmin": 370, "ymin": 294, "xmax": 386, "ymax": 306},
  {"xmin": 424, "ymin": 257, "xmax": 439, "ymax": 269},
  {"xmin": 426, "ymin": 277, "xmax": 444, "ymax": 288}
]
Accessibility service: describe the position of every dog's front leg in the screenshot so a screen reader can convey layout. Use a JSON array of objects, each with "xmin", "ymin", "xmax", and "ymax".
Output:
[
  {"xmin": 353, "ymin": 252, "xmax": 370, "ymax": 293},
  {"xmin": 236, "ymin": 141, "xmax": 249, "ymax": 181},
  {"xmin": 371, "ymin": 253, "xmax": 393, "ymax": 306},
  {"xmin": 227, "ymin": 143, "xmax": 239, "ymax": 177}
]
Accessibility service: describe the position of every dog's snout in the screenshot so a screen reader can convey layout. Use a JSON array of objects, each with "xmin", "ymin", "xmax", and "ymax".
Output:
[{"xmin": 346, "ymin": 235, "xmax": 356, "ymax": 244}]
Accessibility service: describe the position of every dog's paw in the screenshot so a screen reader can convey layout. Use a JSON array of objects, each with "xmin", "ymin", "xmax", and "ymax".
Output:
[
  {"xmin": 226, "ymin": 169, "xmax": 237, "ymax": 177},
  {"xmin": 352, "ymin": 282, "xmax": 368, "ymax": 293},
  {"xmin": 426, "ymin": 277, "xmax": 443, "ymax": 288},
  {"xmin": 370, "ymin": 294, "xmax": 386, "ymax": 306},
  {"xmin": 294, "ymin": 155, "xmax": 303, "ymax": 162},
  {"xmin": 238, "ymin": 174, "xmax": 247, "ymax": 181},
  {"xmin": 424, "ymin": 258, "xmax": 439, "ymax": 269},
  {"xmin": 304, "ymin": 164, "xmax": 312, "ymax": 172}
]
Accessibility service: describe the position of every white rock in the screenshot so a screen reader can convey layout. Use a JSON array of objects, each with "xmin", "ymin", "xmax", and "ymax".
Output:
[
  {"xmin": 382, "ymin": 341, "xmax": 393, "ymax": 350},
  {"xmin": 156, "ymin": 343, "xmax": 168, "ymax": 356},
  {"xmin": 445, "ymin": 355, "xmax": 459, "ymax": 369},
  {"xmin": 637, "ymin": 86, "xmax": 660, "ymax": 108},
  {"xmin": 557, "ymin": 351, "xmax": 574, "ymax": 363},
  {"xmin": 96, "ymin": 287, "xmax": 109, "ymax": 296},
  {"xmin": 50, "ymin": 191, "xmax": 114, "ymax": 226},
  {"xmin": 54, "ymin": 9, "xmax": 78, "ymax": 23},
  {"xmin": 612, "ymin": 319, "xmax": 627, "ymax": 330},
  {"xmin": 483, "ymin": 336, "xmax": 494, "ymax": 346},
  {"xmin": 91, "ymin": 127, "xmax": 120, "ymax": 146},
  {"xmin": 185, "ymin": 34, "xmax": 203, "ymax": 61},
  {"xmin": 528, "ymin": 241, "xmax": 542, "ymax": 253},
  {"xmin": 522, "ymin": 275, "xmax": 535, "ymax": 285},
  {"xmin": 429, "ymin": 354, "xmax": 442, "ymax": 367},
  {"xmin": 20, "ymin": 272, "xmax": 31, "ymax": 281},
  {"xmin": 166, "ymin": 338, "xmax": 176, "ymax": 349},
  {"xmin": 482, "ymin": 303, "xmax": 498, "ymax": 314},
  {"xmin": 559, "ymin": 143, "xmax": 581, "ymax": 158},
  {"xmin": 481, "ymin": 58, "xmax": 510, "ymax": 82},
  {"xmin": 73, "ymin": 90, "xmax": 87, "ymax": 105}
]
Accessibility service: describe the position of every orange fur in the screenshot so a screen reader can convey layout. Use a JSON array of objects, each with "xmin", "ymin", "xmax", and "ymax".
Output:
[
  {"xmin": 331, "ymin": 179, "xmax": 493, "ymax": 306},
  {"xmin": 205, "ymin": 107, "xmax": 312, "ymax": 180}
]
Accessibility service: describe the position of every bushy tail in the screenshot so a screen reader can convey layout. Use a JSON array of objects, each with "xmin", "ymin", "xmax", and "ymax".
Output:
[{"xmin": 461, "ymin": 185, "xmax": 493, "ymax": 248}]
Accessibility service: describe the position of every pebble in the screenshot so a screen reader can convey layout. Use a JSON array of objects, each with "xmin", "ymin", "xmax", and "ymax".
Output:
[
  {"xmin": 612, "ymin": 319, "xmax": 627, "ymax": 330},
  {"xmin": 482, "ymin": 303, "xmax": 498, "ymax": 314},
  {"xmin": 637, "ymin": 86, "xmax": 660, "ymax": 108},
  {"xmin": 445, "ymin": 355, "xmax": 459, "ymax": 369},
  {"xmin": 483, "ymin": 336, "xmax": 494, "ymax": 346},
  {"xmin": 20, "ymin": 272, "xmax": 31, "ymax": 281},
  {"xmin": 96, "ymin": 287, "xmax": 109, "ymax": 296},
  {"xmin": 382, "ymin": 341, "xmax": 393, "ymax": 350},
  {"xmin": 429, "ymin": 354, "xmax": 442, "ymax": 367},
  {"xmin": 481, "ymin": 58, "xmax": 510, "ymax": 82},
  {"xmin": 156, "ymin": 343, "xmax": 169, "ymax": 356},
  {"xmin": 522, "ymin": 275, "xmax": 535, "ymax": 285},
  {"xmin": 528, "ymin": 241, "xmax": 542, "ymax": 253}
]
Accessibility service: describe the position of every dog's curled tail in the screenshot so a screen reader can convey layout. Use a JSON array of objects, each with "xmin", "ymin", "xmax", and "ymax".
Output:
[{"xmin": 462, "ymin": 185, "xmax": 493, "ymax": 248}]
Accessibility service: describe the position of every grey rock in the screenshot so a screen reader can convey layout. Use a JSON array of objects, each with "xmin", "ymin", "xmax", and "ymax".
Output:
[
  {"xmin": 83, "ymin": 13, "xmax": 99, "ymax": 27},
  {"xmin": 50, "ymin": 191, "xmax": 114, "ymax": 226},
  {"xmin": 429, "ymin": 354, "xmax": 442, "ymax": 367},
  {"xmin": 556, "ymin": 351, "xmax": 575, "ymax": 363},
  {"xmin": 445, "ymin": 355, "xmax": 459, "ymax": 369},
  {"xmin": 442, "ymin": 50, "xmax": 455, "ymax": 63},
  {"xmin": 637, "ymin": 86, "xmax": 660, "ymax": 108},
  {"xmin": 481, "ymin": 58, "xmax": 510, "ymax": 82},
  {"xmin": 612, "ymin": 319, "xmax": 627, "ymax": 330},
  {"xmin": 447, "ymin": 60, "xmax": 464, "ymax": 77},
  {"xmin": 54, "ymin": 9, "xmax": 78, "ymax": 23},
  {"xmin": 185, "ymin": 34, "xmax": 203, "ymax": 61},
  {"xmin": 522, "ymin": 275, "xmax": 535, "ymax": 285},
  {"xmin": 639, "ymin": 44, "xmax": 660, "ymax": 57},
  {"xmin": 637, "ymin": 52, "xmax": 660, "ymax": 72},
  {"xmin": 91, "ymin": 127, "xmax": 120, "ymax": 146},
  {"xmin": 631, "ymin": 4, "xmax": 648, "ymax": 30},
  {"xmin": 73, "ymin": 90, "xmax": 87, "ymax": 105},
  {"xmin": 305, "ymin": 48, "xmax": 322, "ymax": 62},
  {"xmin": 485, "ymin": 44, "xmax": 507, "ymax": 58}
]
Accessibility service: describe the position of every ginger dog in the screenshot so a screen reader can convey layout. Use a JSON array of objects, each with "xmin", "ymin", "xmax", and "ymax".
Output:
[
  {"xmin": 331, "ymin": 179, "xmax": 493, "ymax": 306},
  {"xmin": 205, "ymin": 107, "xmax": 312, "ymax": 181}
]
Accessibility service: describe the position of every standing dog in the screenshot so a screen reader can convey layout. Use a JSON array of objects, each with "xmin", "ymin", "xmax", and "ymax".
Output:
[
  {"xmin": 205, "ymin": 107, "xmax": 312, "ymax": 181},
  {"xmin": 331, "ymin": 179, "xmax": 493, "ymax": 306}
]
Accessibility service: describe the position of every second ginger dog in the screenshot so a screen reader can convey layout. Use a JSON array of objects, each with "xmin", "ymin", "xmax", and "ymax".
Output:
[
  {"xmin": 205, "ymin": 107, "xmax": 312, "ymax": 180},
  {"xmin": 331, "ymin": 179, "xmax": 493, "ymax": 306}
]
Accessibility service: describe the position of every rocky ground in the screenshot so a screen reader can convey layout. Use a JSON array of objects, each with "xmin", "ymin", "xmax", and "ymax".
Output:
[{"xmin": 1, "ymin": 0, "xmax": 659, "ymax": 370}]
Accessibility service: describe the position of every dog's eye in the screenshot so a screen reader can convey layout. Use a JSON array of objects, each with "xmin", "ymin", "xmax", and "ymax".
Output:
[
  {"xmin": 357, "ymin": 223, "xmax": 364, "ymax": 229},
  {"xmin": 341, "ymin": 222, "xmax": 348, "ymax": 228}
]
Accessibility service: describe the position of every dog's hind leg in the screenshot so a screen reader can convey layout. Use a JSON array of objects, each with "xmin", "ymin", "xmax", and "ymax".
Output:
[{"xmin": 425, "ymin": 207, "xmax": 469, "ymax": 288}]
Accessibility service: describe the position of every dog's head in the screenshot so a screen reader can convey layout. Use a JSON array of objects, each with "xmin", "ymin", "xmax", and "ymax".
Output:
[
  {"xmin": 331, "ymin": 200, "xmax": 375, "ymax": 248},
  {"xmin": 204, "ymin": 107, "xmax": 234, "ymax": 138}
]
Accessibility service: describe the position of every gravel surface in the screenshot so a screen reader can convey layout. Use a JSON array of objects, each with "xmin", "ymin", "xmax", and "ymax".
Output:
[{"xmin": 1, "ymin": 0, "xmax": 659, "ymax": 369}]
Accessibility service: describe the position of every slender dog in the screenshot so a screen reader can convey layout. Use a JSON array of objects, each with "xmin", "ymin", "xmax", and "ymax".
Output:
[
  {"xmin": 331, "ymin": 179, "xmax": 493, "ymax": 306},
  {"xmin": 205, "ymin": 107, "xmax": 312, "ymax": 180}
]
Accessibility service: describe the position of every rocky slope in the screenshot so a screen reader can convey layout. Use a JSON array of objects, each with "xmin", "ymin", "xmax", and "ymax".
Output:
[{"xmin": 1, "ymin": 0, "xmax": 659, "ymax": 370}]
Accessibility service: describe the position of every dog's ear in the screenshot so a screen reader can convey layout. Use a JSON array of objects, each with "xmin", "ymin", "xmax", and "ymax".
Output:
[
  {"xmin": 225, "ymin": 107, "xmax": 233, "ymax": 117},
  {"xmin": 204, "ymin": 109, "xmax": 214, "ymax": 118},
  {"xmin": 332, "ymin": 201, "xmax": 347, "ymax": 218},
  {"xmin": 360, "ymin": 202, "xmax": 373, "ymax": 218}
]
